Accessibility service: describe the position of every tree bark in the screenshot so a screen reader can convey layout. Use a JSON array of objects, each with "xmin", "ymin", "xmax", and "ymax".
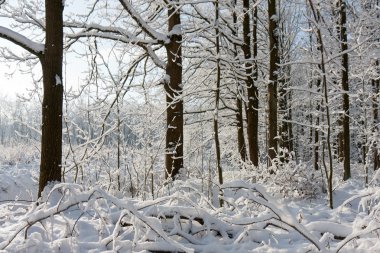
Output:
[
  {"xmin": 236, "ymin": 97, "xmax": 247, "ymax": 162},
  {"xmin": 243, "ymin": 0, "xmax": 259, "ymax": 167},
  {"xmin": 373, "ymin": 63, "xmax": 380, "ymax": 171},
  {"xmin": 308, "ymin": 0, "xmax": 334, "ymax": 209},
  {"xmin": 267, "ymin": 0, "xmax": 279, "ymax": 166},
  {"xmin": 164, "ymin": 1, "xmax": 184, "ymax": 179},
  {"xmin": 38, "ymin": 0, "xmax": 64, "ymax": 197},
  {"xmin": 232, "ymin": 0, "xmax": 247, "ymax": 162},
  {"xmin": 278, "ymin": 61, "xmax": 292, "ymax": 162},
  {"xmin": 214, "ymin": 0, "xmax": 223, "ymax": 207},
  {"xmin": 338, "ymin": 0, "xmax": 351, "ymax": 180}
]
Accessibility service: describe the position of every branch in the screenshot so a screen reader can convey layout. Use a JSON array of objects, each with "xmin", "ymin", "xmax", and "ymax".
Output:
[
  {"xmin": 118, "ymin": 0, "xmax": 168, "ymax": 43},
  {"xmin": 67, "ymin": 31, "xmax": 165, "ymax": 69},
  {"xmin": 0, "ymin": 26, "xmax": 44, "ymax": 56}
]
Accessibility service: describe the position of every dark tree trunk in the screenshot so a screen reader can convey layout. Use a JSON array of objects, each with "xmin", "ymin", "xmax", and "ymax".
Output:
[
  {"xmin": 373, "ymin": 63, "xmax": 380, "ymax": 171},
  {"xmin": 233, "ymin": 0, "xmax": 247, "ymax": 163},
  {"xmin": 373, "ymin": 1, "xmax": 380, "ymax": 171},
  {"xmin": 214, "ymin": 0, "xmax": 223, "ymax": 207},
  {"xmin": 164, "ymin": 1, "xmax": 183, "ymax": 179},
  {"xmin": 236, "ymin": 97, "xmax": 247, "ymax": 162},
  {"xmin": 244, "ymin": 0, "xmax": 259, "ymax": 166},
  {"xmin": 314, "ymin": 97, "xmax": 320, "ymax": 171},
  {"xmin": 338, "ymin": 0, "xmax": 351, "ymax": 180},
  {"xmin": 267, "ymin": 0, "xmax": 279, "ymax": 166},
  {"xmin": 38, "ymin": 0, "xmax": 64, "ymax": 197},
  {"xmin": 288, "ymin": 91, "xmax": 294, "ymax": 154}
]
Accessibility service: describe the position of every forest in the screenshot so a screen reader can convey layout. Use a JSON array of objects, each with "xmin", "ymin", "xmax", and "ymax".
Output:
[{"xmin": 0, "ymin": 0, "xmax": 379, "ymax": 252}]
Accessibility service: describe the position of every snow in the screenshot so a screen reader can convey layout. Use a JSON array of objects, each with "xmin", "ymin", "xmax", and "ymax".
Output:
[
  {"xmin": 1, "ymin": 158, "xmax": 380, "ymax": 252},
  {"xmin": 118, "ymin": 0, "xmax": 168, "ymax": 44},
  {"xmin": 0, "ymin": 26, "xmax": 44, "ymax": 55},
  {"xmin": 169, "ymin": 24, "xmax": 182, "ymax": 37},
  {"xmin": 55, "ymin": 74, "xmax": 62, "ymax": 86}
]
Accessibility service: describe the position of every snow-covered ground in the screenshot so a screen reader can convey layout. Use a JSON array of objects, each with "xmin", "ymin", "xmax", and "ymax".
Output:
[{"xmin": 1, "ymin": 152, "xmax": 380, "ymax": 252}]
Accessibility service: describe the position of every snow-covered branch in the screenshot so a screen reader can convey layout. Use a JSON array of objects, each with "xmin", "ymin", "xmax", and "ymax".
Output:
[
  {"xmin": 0, "ymin": 26, "xmax": 44, "ymax": 56},
  {"xmin": 67, "ymin": 29, "xmax": 165, "ymax": 69},
  {"xmin": 117, "ymin": 0, "xmax": 168, "ymax": 43}
]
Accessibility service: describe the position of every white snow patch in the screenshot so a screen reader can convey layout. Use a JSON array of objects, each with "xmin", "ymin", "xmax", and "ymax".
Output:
[{"xmin": 55, "ymin": 74, "xmax": 62, "ymax": 86}]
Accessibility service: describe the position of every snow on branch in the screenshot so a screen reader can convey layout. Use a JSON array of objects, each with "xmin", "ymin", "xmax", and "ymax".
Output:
[
  {"xmin": 0, "ymin": 181, "xmax": 328, "ymax": 252},
  {"xmin": 67, "ymin": 29, "xmax": 165, "ymax": 69},
  {"xmin": 21, "ymin": 180, "xmax": 380, "ymax": 252},
  {"xmin": 0, "ymin": 26, "xmax": 44, "ymax": 56},
  {"xmin": 118, "ymin": 0, "xmax": 169, "ymax": 44},
  {"xmin": 221, "ymin": 180, "xmax": 324, "ymax": 251}
]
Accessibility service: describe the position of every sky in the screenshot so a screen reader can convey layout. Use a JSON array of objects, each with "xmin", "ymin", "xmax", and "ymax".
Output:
[
  {"xmin": 0, "ymin": 34, "xmax": 34, "ymax": 98},
  {"xmin": 0, "ymin": 50, "xmax": 86, "ymax": 99},
  {"xmin": 0, "ymin": 0, "xmax": 89, "ymax": 99}
]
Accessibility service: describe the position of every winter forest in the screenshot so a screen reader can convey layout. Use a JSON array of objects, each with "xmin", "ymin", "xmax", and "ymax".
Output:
[{"xmin": 0, "ymin": 0, "xmax": 379, "ymax": 252}]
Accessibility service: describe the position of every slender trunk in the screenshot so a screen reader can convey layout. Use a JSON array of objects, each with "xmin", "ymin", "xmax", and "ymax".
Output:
[
  {"xmin": 244, "ymin": 0, "xmax": 259, "ymax": 166},
  {"xmin": 308, "ymin": 0, "xmax": 334, "ymax": 209},
  {"xmin": 373, "ymin": 66, "xmax": 380, "ymax": 170},
  {"xmin": 214, "ymin": 0, "xmax": 223, "ymax": 207},
  {"xmin": 374, "ymin": 0, "xmax": 380, "ymax": 171},
  {"xmin": 267, "ymin": 0, "xmax": 279, "ymax": 166},
  {"xmin": 309, "ymin": 20, "xmax": 320, "ymax": 171},
  {"xmin": 288, "ymin": 91, "xmax": 294, "ymax": 154},
  {"xmin": 278, "ymin": 63, "xmax": 292, "ymax": 162},
  {"xmin": 314, "ymin": 127, "xmax": 320, "ymax": 171},
  {"xmin": 117, "ymin": 97, "xmax": 121, "ymax": 191},
  {"xmin": 314, "ymin": 93, "xmax": 320, "ymax": 171},
  {"xmin": 233, "ymin": 0, "xmax": 247, "ymax": 162},
  {"xmin": 38, "ymin": 0, "xmax": 64, "ymax": 197},
  {"xmin": 362, "ymin": 80, "xmax": 368, "ymax": 185},
  {"xmin": 236, "ymin": 97, "xmax": 247, "ymax": 161},
  {"xmin": 164, "ymin": 1, "xmax": 184, "ymax": 179},
  {"xmin": 338, "ymin": 0, "xmax": 351, "ymax": 180}
]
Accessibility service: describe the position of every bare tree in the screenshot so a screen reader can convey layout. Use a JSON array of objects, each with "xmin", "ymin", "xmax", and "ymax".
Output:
[
  {"xmin": 164, "ymin": 0, "xmax": 184, "ymax": 179},
  {"xmin": 243, "ymin": 0, "xmax": 259, "ymax": 167},
  {"xmin": 0, "ymin": 0, "xmax": 64, "ymax": 197},
  {"xmin": 337, "ymin": 0, "xmax": 351, "ymax": 180},
  {"xmin": 267, "ymin": 0, "xmax": 280, "ymax": 166}
]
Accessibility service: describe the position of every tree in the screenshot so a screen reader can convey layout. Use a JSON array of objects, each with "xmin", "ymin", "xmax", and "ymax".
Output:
[
  {"xmin": 67, "ymin": 0, "xmax": 184, "ymax": 180},
  {"xmin": 267, "ymin": 0, "xmax": 279, "ymax": 166},
  {"xmin": 337, "ymin": 0, "xmax": 351, "ymax": 180},
  {"xmin": 0, "ymin": 0, "xmax": 64, "ymax": 197},
  {"xmin": 231, "ymin": 0, "xmax": 247, "ymax": 163},
  {"xmin": 243, "ymin": 0, "xmax": 259, "ymax": 167},
  {"xmin": 307, "ymin": 0, "xmax": 334, "ymax": 209},
  {"xmin": 164, "ymin": 0, "xmax": 184, "ymax": 179}
]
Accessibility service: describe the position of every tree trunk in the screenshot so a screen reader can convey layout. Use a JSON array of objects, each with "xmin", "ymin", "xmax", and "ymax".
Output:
[
  {"xmin": 267, "ymin": 0, "xmax": 279, "ymax": 166},
  {"xmin": 38, "ymin": 0, "xmax": 64, "ymax": 197},
  {"xmin": 233, "ymin": 0, "xmax": 247, "ymax": 162},
  {"xmin": 338, "ymin": 0, "xmax": 351, "ymax": 180},
  {"xmin": 374, "ymin": 1, "xmax": 380, "ymax": 171},
  {"xmin": 308, "ymin": 0, "xmax": 334, "ymax": 209},
  {"xmin": 236, "ymin": 97, "xmax": 247, "ymax": 161},
  {"xmin": 373, "ymin": 64, "xmax": 380, "ymax": 171},
  {"xmin": 278, "ymin": 62, "xmax": 292, "ymax": 162},
  {"xmin": 243, "ymin": 0, "xmax": 259, "ymax": 167},
  {"xmin": 214, "ymin": 0, "xmax": 223, "ymax": 207},
  {"xmin": 164, "ymin": 1, "xmax": 184, "ymax": 180}
]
